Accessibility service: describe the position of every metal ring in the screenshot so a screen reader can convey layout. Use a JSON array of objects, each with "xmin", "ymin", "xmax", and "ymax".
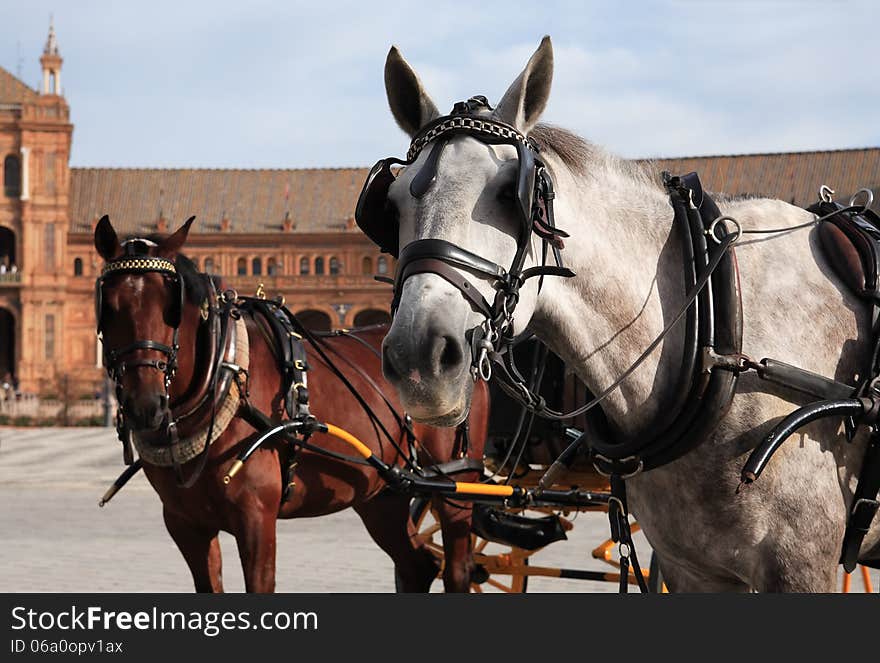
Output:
[
  {"xmin": 592, "ymin": 460, "xmax": 612, "ymax": 478},
  {"xmin": 819, "ymin": 184, "xmax": 835, "ymax": 203},
  {"xmin": 606, "ymin": 495, "xmax": 625, "ymax": 515},
  {"xmin": 620, "ymin": 459, "xmax": 644, "ymax": 479},
  {"xmin": 849, "ymin": 188, "xmax": 874, "ymax": 212},
  {"xmin": 708, "ymin": 216, "xmax": 742, "ymax": 245},
  {"xmin": 618, "ymin": 542, "xmax": 631, "ymax": 559},
  {"xmin": 478, "ymin": 348, "xmax": 492, "ymax": 382}
]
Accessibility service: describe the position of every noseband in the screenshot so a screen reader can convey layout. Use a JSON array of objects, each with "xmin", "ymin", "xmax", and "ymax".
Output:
[
  {"xmin": 96, "ymin": 240, "xmax": 184, "ymax": 434},
  {"xmin": 355, "ymin": 96, "xmax": 574, "ymax": 381}
]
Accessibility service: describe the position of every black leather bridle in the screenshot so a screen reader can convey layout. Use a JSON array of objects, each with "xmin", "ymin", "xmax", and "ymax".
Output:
[
  {"xmin": 96, "ymin": 239, "xmax": 184, "ymax": 441},
  {"xmin": 355, "ymin": 96, "xmax": 574, "ymax": 381}
]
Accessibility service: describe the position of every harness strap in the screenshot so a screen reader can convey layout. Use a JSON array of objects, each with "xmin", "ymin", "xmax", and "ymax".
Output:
[
  {"xmin": 421, "ymin": 457, "xmax": 485, "ymax": 477},
  {"xmin": 841, "ymin": 430, "xmax": 880, "ymax": 571},
  {"xmin": 609, "ymin": 475, "xmax": 649, "ymax": 593},
  {"xmin": 504, "ymin": 230, "xmax": 740, "ymax": 425},
  {"xmin": 286, "ymin": 314, "xmax": 420, "ymax": 472},
  {"xmin": 396, "ymin": 258, "xmax": 494, "ymax": 318},
  {"xmin": 314, "ymin": 334, "xmax": 422, "ymax": 468},
  {"xmin": 169, "ymin": 296, "xmax": 236, "ymax": 488}
]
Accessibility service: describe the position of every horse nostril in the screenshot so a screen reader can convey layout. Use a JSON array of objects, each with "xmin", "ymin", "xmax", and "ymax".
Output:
[
  {"xmin": 383, "ymin": 343, "xmax": 404, "ymax": 382},
  {"xmin": 432, "ymin": 335, "xmax": 464, "ymax": 375}
]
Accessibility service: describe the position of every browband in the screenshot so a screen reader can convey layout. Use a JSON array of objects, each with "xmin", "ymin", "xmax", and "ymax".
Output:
[
  {"xmin": 102, "ymin": 256, "xmax": 177, "ymax": 277},
  {"xmin": 407, "ymin": 115, "xmax": 535, "ymax": 162}
]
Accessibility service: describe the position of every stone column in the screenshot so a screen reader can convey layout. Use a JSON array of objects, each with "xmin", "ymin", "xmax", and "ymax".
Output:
[{"xmin": 19, "ymin": 147, "xmax": 30, "ymax": 201}]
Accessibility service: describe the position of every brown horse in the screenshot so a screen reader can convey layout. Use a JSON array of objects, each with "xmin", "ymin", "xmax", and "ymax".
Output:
[{"xmin": 94, "ymin": 216, "xmax": 488, "ymax": 592}]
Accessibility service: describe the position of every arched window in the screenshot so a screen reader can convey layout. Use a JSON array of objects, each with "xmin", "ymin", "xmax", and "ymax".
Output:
[
  {"xmin": 362, "ymin": 256, "xmax": 373, "ymax": 275},
  {"xmin": 329, "ymin": 256, "xmax": 340, "ymax": 275},
  {"xmin": 252, "ymin": 257, "xmax": 262, "ymax": 276},
  {"xmin": 204, "ymin": 257, "xmax": 215, "ymax": 274},
  {"xmin": 315, "ymin": 257, "xmax": 325, "ymax": 275},
  {"xmin": 299, "ymin": 257, "xmax": 310, "ymax": 275},
  {"xmin": 377, "ymin": 256, "xmax": 389, "ymax": 275},
  {"xmin": 354, "ymin": 309, "xmax": 391, "ymax": 327},
  {"xmin": 0, "ymin": 227, "xmax": 17, "ymax": 266},
  {"xmin": 267, "ymin": 257, "xmax": 279, "ymax": 275},
  {"xmin": 73, "ymin": 257, "xmax": 83, "ymax": 276},
  {"xmin": 237, "ymin": 258, "xmax": 247, "ymax": 276},
  {"xmin": 295, "ymin": 309, "xmax": 332, "ymax": 332},
  {"xmin": 4, "ymin": 155, "xmax": 21, "ymax": 198}
]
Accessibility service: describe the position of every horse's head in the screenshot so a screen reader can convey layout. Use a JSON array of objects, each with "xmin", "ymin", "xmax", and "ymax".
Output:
[
  {"xmin": 370, "ymin": 37, "xmax": 555, "ymax": 426},
  {"xmin": 94, "ymin": 215, "xmax": 195, "ymax": 432}
]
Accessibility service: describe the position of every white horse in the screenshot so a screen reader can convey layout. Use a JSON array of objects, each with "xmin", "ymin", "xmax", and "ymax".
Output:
[{"xmin": 377, "ymin": 36, "xmax": 880, "ymax": 591}]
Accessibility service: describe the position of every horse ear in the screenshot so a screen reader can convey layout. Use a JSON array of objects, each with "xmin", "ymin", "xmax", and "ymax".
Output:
[
  {"xmin": 159, "ymin": 216, "xmax": 196, "ymax": 256},
  {"xmin": 493, "ymin": 36, "xmax": 554, "ymax": 134},
  {"xmin": 384, "ymin": 46, "xmax": 440, "ymax": 138},
  {"xmin": 94, "ymin": 215, "xmax": 120, "ymax": 261}
]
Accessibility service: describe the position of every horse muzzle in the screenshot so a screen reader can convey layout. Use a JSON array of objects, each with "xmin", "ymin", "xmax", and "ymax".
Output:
[
  {"xmin": 122, "ymin": 393, "xmax": 170, "ymax": 432},
  {"xmin": 382, "ymin": 303, "xmax": 474, "ymax": 426}
]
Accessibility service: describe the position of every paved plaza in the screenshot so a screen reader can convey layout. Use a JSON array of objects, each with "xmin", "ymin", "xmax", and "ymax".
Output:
[{"xmin": 0, "ymin": 427, "xmax": 875, "ymax": 593}]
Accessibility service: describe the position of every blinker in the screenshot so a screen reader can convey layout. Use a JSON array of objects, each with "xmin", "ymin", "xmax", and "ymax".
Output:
[{"xmin": 355, "ymin": 109, "xmax": 543, "ymax": 258}]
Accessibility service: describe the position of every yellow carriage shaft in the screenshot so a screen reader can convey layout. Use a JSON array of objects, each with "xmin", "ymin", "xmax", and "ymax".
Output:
[{"xmin": 222, "ymin": 419, "xmax": 608, "ymax": 510}]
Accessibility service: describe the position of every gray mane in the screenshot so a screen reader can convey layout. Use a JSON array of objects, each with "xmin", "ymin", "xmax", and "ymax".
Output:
[
  {"xmin": 530, "ymin": 124, "xmax": 592, "ymax": 174},
  {"xmin": 531, "ymin": 123, "xmax": 657, "ymax": 190}
]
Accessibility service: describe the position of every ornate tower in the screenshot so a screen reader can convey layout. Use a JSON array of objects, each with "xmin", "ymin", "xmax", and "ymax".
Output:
[
  {"xmin": 14, "ymin": 20, "xmax": 74, "ymax": 392},
  {"xmin": 40, "ymin": 19, "xmax": 63, "ymax": 96}
]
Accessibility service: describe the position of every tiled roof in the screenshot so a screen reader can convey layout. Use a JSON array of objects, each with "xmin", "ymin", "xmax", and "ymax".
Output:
[
  {"xmin": 69, "ymin": 167, "xmax": 369, "ymax": 234},
  {"xmin": 68, "ymin": 147, "xmax": 880, "ymax": 235},
  {"xmin": 0, "ymin": 65, "xmax": 38, "ymax": 105},
  {"xmin": 651, "ymin": 147, "xmax": 880, "ymax": 207}
]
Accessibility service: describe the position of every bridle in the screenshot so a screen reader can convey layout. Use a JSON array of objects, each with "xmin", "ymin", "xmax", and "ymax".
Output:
[
  {"xmin": 355, "ymin": 96, "xmax": 574, "ymax": 382},
  {"xmin": 96, "ymin": 239, "xmax": 184, "ymax": 445},
  {"xmin": 97, "ymin": 240, "xmax": 183, "ymax": 389}
]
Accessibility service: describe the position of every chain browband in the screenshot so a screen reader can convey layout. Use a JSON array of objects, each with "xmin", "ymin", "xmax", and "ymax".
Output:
[
  {"xmin": 407, "ymin": 115, "xmax": 535, "ymax": 162},
  {"xmin": 101, "ymin": 256, "xmax": 177, "ymax": 277}
]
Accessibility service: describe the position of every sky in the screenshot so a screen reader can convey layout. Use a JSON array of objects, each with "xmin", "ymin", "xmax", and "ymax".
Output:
[{"xmin": 1, "ymin": 1, "xmax": 877, "ymax": 169}]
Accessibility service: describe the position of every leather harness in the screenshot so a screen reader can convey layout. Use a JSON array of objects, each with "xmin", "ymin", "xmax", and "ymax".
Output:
[
  {"xmin": 355, "ymin": 94, "xmax": 880, "ymax": 586},
  {"xmin": 99, "ymin": 253, "xmax": 482, "ymax": 495}
]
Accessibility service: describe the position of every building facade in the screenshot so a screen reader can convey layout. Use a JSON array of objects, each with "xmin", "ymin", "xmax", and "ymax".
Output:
[
  {"xmin": 1, "ymin": 26, "xmax": 396, "ymax": 396},
  {"xmin": 1, "ymin": 26, "xmax": 879, "ymax": 397}
]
